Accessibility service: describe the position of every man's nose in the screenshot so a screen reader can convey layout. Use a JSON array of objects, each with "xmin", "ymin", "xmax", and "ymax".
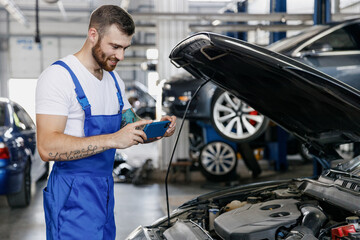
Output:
[{"xmin": 115, "ymin": 49, "xmax": 125, "ymax": 61}]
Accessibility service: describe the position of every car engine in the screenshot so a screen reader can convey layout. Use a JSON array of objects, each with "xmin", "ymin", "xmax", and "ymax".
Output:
[{"xmin": 151, "ymin": 169, "xmax": 360, "ymax": 240}]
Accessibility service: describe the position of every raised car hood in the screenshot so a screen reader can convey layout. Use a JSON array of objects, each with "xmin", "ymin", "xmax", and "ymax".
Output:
[{"xmin": 170, "ymin": 32, "xmax": 360, "ymax": 159}]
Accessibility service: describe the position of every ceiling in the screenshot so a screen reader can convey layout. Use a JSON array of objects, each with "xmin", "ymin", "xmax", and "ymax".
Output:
[
  {"xmin": 1, "ymin": 0, "xmax": 360, "ymax": 79},
  {"xmin": 2, "ymin": 0, "xmax": 360, "ymax": 37}
]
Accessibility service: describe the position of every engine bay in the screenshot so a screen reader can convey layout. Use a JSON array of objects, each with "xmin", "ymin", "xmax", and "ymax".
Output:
[{"xmin": 148, "ymin": 169, "xmax": 360, "ymax": 240}]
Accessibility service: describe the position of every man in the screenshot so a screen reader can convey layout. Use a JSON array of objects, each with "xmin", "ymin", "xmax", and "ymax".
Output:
[{"xmin": 36, "ymin": 5, "xmax": 176, "ymax": 240}]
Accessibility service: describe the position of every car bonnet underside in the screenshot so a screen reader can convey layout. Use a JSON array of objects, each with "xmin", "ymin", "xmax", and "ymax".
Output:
[{"xmin": 169, "ymin": 32, "xmax": 360, "ymax": 160}]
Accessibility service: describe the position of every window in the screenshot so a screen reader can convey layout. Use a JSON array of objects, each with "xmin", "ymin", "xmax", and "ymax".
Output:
[
  {"xmin": 304, "ymin": 24, "xmax": 360, "ymax": 52},
  {"xmin": 13, "ymin": 104, "xmax": 35, "ymax": 130}
]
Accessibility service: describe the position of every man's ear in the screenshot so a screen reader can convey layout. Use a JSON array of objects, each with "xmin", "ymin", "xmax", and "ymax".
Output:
[{"xmin": 88, "ymin": 27, "xmax": 98, "ymax": 44}]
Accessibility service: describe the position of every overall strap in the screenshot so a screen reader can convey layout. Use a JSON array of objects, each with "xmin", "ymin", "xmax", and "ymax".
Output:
[
  {"xmin": 52, "ymin": 60, "xmax": 92, "ymax": 117},
  {"xmin": 109, "ymin": 71, "xmax": 124, "ymax": 113}
]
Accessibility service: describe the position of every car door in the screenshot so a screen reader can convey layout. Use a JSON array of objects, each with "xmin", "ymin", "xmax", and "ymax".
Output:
[
  {"xmin": 12, "ymin": 104, "xmax": 41, "ymax": 179},
  {"xmin": 294, "ymin": 22, "xmax": 360, "ymax": 90},
  {"xmin": 12, "ymin": 104, "xmax": 36, "ymax": 153}
]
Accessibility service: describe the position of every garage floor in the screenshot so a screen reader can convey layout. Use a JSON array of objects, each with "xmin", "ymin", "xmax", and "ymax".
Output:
[{"xmin": 0, "ymin": 142, "xmax": 313, "ymax": 240}]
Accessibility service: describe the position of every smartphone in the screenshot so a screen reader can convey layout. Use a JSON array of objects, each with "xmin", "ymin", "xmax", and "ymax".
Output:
[{"xmin": 143, "ymin": 120, "xmax": 171, "ymax": 139}]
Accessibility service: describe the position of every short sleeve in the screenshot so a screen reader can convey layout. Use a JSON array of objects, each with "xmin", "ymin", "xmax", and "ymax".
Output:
[{"xmin": 36, "ymin": 65, "xmax": 74, "ymax": 116}]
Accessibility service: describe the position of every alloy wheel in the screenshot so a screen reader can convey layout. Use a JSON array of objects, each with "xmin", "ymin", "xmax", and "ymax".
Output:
[
  {"xmin": 211, "ymin": 91, "xmax": 268, "ymax": 142},
  {"xmin": 200, "ymin": 141, "xmax": 237, "ymax": 177}
]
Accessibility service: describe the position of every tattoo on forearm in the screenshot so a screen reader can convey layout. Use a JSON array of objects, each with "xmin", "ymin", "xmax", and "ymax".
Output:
[
  {"xmin": 48, "ymin": 145, "xmax": 110, "ymax": 161},
  {"xmin": 121, "ymin": 109, "xmax": 142, "ymax": 128}
]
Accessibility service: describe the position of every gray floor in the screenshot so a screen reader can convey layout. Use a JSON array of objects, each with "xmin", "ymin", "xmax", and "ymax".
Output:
[
  {"xmin": 0, "ymin": 177, "xmax": 212, "ymax": 240},
  {"xmin": 0, "ymin": 143, "xmax": 314, "ymax": 240}
]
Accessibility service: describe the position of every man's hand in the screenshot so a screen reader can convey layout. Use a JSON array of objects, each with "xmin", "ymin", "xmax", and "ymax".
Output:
[
  {"xmin": 160, "ymin": 115, "xmax": 177, "ymax": 138},
  {"xmin": 111, "ymin": 119, "xmax": 153, "ymax": 148},
  {"xmin": 142, "ymin": 116, "xmax": 177, "ymax": 143}
]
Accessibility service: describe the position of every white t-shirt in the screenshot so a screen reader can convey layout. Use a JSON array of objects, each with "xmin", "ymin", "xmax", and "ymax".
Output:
[{"xmin": 36, "ymin": 55, "xmax": 131, "ymax": 137}]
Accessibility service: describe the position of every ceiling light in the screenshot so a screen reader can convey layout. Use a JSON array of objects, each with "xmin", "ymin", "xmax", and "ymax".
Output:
[
  {"xmin": 0, "ymin": 0, "xmax": 29, "ymax": 26},
  {"xmin": 212, "ymin": 20, "xmax": 221, "ymax": 26}
]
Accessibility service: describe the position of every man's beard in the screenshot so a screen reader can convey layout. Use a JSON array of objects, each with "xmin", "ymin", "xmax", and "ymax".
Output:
[{"xmin": 91, "ymin": 39, "xmax": 118, "ymax": 72}]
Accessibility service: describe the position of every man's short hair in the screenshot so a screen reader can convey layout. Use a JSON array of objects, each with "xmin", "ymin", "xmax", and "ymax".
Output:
[{"xmin": 89, "ymin": 5, "xmax": 135, "ymax": 37}]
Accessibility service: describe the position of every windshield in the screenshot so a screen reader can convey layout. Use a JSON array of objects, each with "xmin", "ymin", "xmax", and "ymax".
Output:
[{"xmin": 267, "ymin": 25, "xmax": 328, "ymax": 53}]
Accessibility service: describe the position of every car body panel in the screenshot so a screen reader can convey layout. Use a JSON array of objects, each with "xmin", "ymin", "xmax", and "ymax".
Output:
[
  {"xmin": 0, "ymin": 98, "xmax": 47, "ymax": 195},
  {"xmin": 269, "ymin": 18, "xmax": 360, "ymax": 89},
  {"xmin": 162, "ymin": 74, "xmax": 215, "ymax": 119},
  {"xmin": 169, "ymin": 32, "xmax": 360, "ymax": 160}
]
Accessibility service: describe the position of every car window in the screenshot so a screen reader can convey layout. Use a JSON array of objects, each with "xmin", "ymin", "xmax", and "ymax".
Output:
[
  {"xmin": 304, "ymin": 25, "xmax": 360, "ymax": 52},
  {"xmin": 268, "ymin": 25, "xmax": 328, "ymax": 53},
  {"xmin": 0, "ymin": 103, "xmax": 5, "ymax": 127},
  {"xmin": 13, "ymin": 104, "xmax": 35, "ymax": 130}
]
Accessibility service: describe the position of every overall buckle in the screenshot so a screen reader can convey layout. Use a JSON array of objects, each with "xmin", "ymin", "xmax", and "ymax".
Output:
[{"xmin": 76, "ymin": 96, "xmax": 91, "ymax": 110}]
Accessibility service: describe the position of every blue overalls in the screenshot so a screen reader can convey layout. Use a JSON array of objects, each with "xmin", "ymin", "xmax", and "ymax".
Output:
[{"xmin": 43, "ymin": 61, "xmax": 124, "ymax": 240}]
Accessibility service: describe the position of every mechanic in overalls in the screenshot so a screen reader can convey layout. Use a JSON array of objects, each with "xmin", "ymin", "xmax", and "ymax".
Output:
[{"xmin": 35, "ymin": 5, "xmax": 176, "ymax": 239}]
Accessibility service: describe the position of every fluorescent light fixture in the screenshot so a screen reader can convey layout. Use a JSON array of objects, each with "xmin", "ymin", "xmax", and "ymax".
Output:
[
  {"xmin": 146, "ymin": 48, "xmax": 159, "ymax": 60},
  {"xmin": 57, "ymin": 0, "xmax": 67, "ymax": 20},
  {"xmin": 0, "ymin": 0, "xmax": 29, "ymax": 26},
  {"xmin": 212, "ymin": 19, "xmax": 221, "ymax": 25}
]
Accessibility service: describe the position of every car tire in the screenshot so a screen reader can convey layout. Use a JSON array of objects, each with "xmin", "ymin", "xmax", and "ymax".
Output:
[
  {"xmin": 211, "ymin": 89, "xmax": 269, "ymax": 143},
  {"xmin": 199, "ymin": 141, "xmax": 237, "ymax": 182},
  {"xmin": 7, "ymin": 161, "xmax": 31, "ymax": 208}
]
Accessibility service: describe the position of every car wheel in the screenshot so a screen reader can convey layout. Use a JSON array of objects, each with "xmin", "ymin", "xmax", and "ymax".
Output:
[
  {"xmin": 199, "ymin": 141, "xmax": 237, "ymax": 182},
  {"xmin": 7, "ymin": 161, "xmax": 31, "ymax": 208},
  {"xmin": 211, "ymin": 90, "xmax": 269, "ymax": 143}
]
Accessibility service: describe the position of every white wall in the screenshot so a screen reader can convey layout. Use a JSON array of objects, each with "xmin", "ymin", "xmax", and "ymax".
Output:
[
  {"xmin": 8, "ymin": 78, "xmax": 37, "ymax": 122},
  {"xmin": 0, "ymin": 11, "xmax": 9, "ymax": 97},
  {"xmin": 8, "ymin": 35, "xmax": 85, "ymax": 79},
  {"xmin": 156, "ymin": 0, "xmax": 190, "ymax": 170}
]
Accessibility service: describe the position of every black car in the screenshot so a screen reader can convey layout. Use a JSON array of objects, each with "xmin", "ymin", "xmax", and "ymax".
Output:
[
  {"xmin": 126, "ymin": 29, "xmax": 360, "ymax": 240},
  {"xmin": 163, "ymin": 74, "xmax": 269, "ymax": 143},
  {"xmin": 0, "ymin": 98, "xmax": 48, "ymax": 208},
  {"xmin": 163, "ymin": 18, "xmax": 360, "ymax": 143},
  {"xmin": 127, "ymin": 81, "xmax": 156, "ymax": 120},
  {"xmin": 162, "ymin": 19, "xmax": 360, "ymax": 181}
]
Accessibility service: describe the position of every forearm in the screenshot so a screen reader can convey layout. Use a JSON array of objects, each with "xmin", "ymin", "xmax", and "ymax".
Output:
[
  {"xmin": 36, "ymin": 113, "xmax": 152, "ymax": 162},
  {"xmin": 38, "ymin": 132, "xmax": 115, "ymax": 162}
]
